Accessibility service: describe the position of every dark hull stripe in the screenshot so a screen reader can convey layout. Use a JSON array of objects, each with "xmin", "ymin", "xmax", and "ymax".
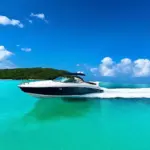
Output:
[{"xmin": 20, "ymin": 87, "xmax": 103, "ymax": 95}]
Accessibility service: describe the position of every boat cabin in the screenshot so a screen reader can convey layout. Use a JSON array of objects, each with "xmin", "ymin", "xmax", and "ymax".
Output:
[
  {"xmin": 53, "ymin": 76, "xmax": 84, "ymax": 83},
  {"xmin": 53, "ymin": 73, "xmax": 96, "ymax": 85}
]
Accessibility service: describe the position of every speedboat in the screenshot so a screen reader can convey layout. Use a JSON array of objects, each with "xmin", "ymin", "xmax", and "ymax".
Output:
[{"xmin": 18, "ymin": 73, "xmax": 104, "ymax": 98}]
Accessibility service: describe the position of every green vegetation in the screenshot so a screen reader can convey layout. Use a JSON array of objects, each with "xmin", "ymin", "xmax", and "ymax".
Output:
[{"xmin": 0, "ymin": 68, "xmax": 69, "ymax": 80}]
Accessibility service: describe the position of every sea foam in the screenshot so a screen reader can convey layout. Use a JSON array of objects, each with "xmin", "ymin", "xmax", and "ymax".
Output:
[{"xmin": 81, "ymin": 88, "xmax": 150, "ymax": 99}]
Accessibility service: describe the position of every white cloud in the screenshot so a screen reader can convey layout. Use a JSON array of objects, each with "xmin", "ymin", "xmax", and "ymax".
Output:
[
  {"xmin": 100, "ymin": 65, "xmax": 115, "ymax": 76},
  {"xmin": 101, "ymin": 57, "xmax": 114, "ymax": 65},
  {"xmin": 0, "ymin": 45, "xmax": 14, "ymax": 68},
  {"xmin": 0, "ymin": 46, "xmax": 13, "ymax": 61},
  {"xmin": 99, "ymin": 57, "xmax": 150, "ymax": 77},
  {"xmin": 100, "ymin": 57, "xmax": 115, "ymax": 76},
  {"xmin": 30, "ymin": 13, "xmax": 45, "ymax": 19},
  {"xmin": 26, "ymin": 18, "xmax": 33, "ymax": 24},
  {"xmin": 116, "ymin": 58, "xmax": 133, "ymax": 75},
  {"xmin": 28, "ymin": 19, "xmax": 33, "ymax": 24},
  {"xmin": 21, "ymin": 48, "xmax": 32, "ymax": 52},
  {"xmin": 133, "ymin": 59, "xmax": 150, "ymax": 77},
  {"xmin": 90, "ymin": 67, "xmax": 98, "ymax": 73},
  {"xmin": 30, "ymin": 13, "xmax": 48, "ymax": 23},
  {"xmin": 0, "ymin": 15, "xmax": 24, "ymax": 28}
]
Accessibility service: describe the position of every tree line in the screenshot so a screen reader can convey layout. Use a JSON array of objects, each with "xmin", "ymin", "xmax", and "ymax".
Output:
[{"xmin": 0, "ymin": 68, "xmax": 68, "ymax": 80}]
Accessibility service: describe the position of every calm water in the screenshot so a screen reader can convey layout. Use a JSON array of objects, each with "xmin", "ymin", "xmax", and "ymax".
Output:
[{"xmin": 1, "ymin": 80, "xmax": 150, "ymax": 150}]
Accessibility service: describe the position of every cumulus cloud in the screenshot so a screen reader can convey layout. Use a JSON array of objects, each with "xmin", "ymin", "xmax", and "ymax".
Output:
[
  {"xmin": 0, "ymin": 46, "xmax": 13, "ymax": 61},
  {"xmin": 99, "ymin": 57, "xmax": 150, "ymax": 77},
  {"xmin": 133, "ymin": 59, "xmax": 150, "ymax": 77},
  {"xmin": 30, "ymin": 13, "xmax": 48, "ymax": 23},
  {"xmin": 0, "ymin": 45, "xmax": 15, "ymax": 68},
  {"xmin": 0, "ymin": 15, "xmax": 24, "ymax": 28},
  {"xmin": 116, "ymin": 58, "xmax": 133, "ymax": 75},
  {"xmin": 100, "ymin": 57, "xmax": 115, "ymax": 76},
  {"xmin": 21, "ymin": 48, "xmax": 32, "ymax": 52}
]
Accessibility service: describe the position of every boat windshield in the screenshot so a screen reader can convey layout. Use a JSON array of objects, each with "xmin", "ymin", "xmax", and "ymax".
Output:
[{"xmin": 53, "ymin": 77, "xmax": 83, "ymax": 83}]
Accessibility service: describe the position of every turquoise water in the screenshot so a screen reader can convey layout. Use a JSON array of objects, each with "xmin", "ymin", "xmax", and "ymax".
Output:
[
  {"xmin": 1, "ymin": 80, "xmax": 150, "ymax": 150},
  {"xmin": 100, "ymin": 82, "xmax": 150, "ymax": 88}
]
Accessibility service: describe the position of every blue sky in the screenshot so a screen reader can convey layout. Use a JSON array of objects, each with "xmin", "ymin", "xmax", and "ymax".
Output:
[{"xmin": 0, "ymin": 0, "xmax": 150, "ymax": 83}]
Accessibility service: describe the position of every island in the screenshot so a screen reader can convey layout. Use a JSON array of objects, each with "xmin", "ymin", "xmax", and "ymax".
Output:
[{"xmin": 0, "ymin": 68, "xmax": 68, "ymax": 80}]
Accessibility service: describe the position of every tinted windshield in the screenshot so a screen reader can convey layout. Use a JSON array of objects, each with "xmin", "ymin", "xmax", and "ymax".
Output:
[
  {"xmin": 54, "ymin": 77, "xmax": 69, "ymax": 82},
  {"xmin": 53, "ymin": 77, "xmax": 83, "ymax": 83}
]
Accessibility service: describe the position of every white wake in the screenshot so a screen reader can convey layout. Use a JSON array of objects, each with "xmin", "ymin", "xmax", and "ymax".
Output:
[{"xmin": 83, "ymin": 88, "xmax": 150, "ymax": 99}]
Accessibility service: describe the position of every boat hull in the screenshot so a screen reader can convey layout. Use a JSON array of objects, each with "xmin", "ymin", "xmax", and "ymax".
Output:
[{"xmin": 19, "ymin": 86, "xmax": 103, "ymax": 98}]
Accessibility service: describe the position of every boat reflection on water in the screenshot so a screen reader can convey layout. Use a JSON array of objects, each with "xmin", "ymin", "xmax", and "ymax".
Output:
[
  {"xmin": 62, "ymin": 97, "xmax": 89, "ymax": 102},
  {"xmin": 24, "ymin": 97, "xmax": 96, "ymax": 122}
]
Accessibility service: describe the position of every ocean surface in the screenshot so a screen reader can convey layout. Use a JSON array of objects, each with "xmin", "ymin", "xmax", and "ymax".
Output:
[{"xmin": 1, "ymin": 80, "xmax": 150, "ymax": 150}]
